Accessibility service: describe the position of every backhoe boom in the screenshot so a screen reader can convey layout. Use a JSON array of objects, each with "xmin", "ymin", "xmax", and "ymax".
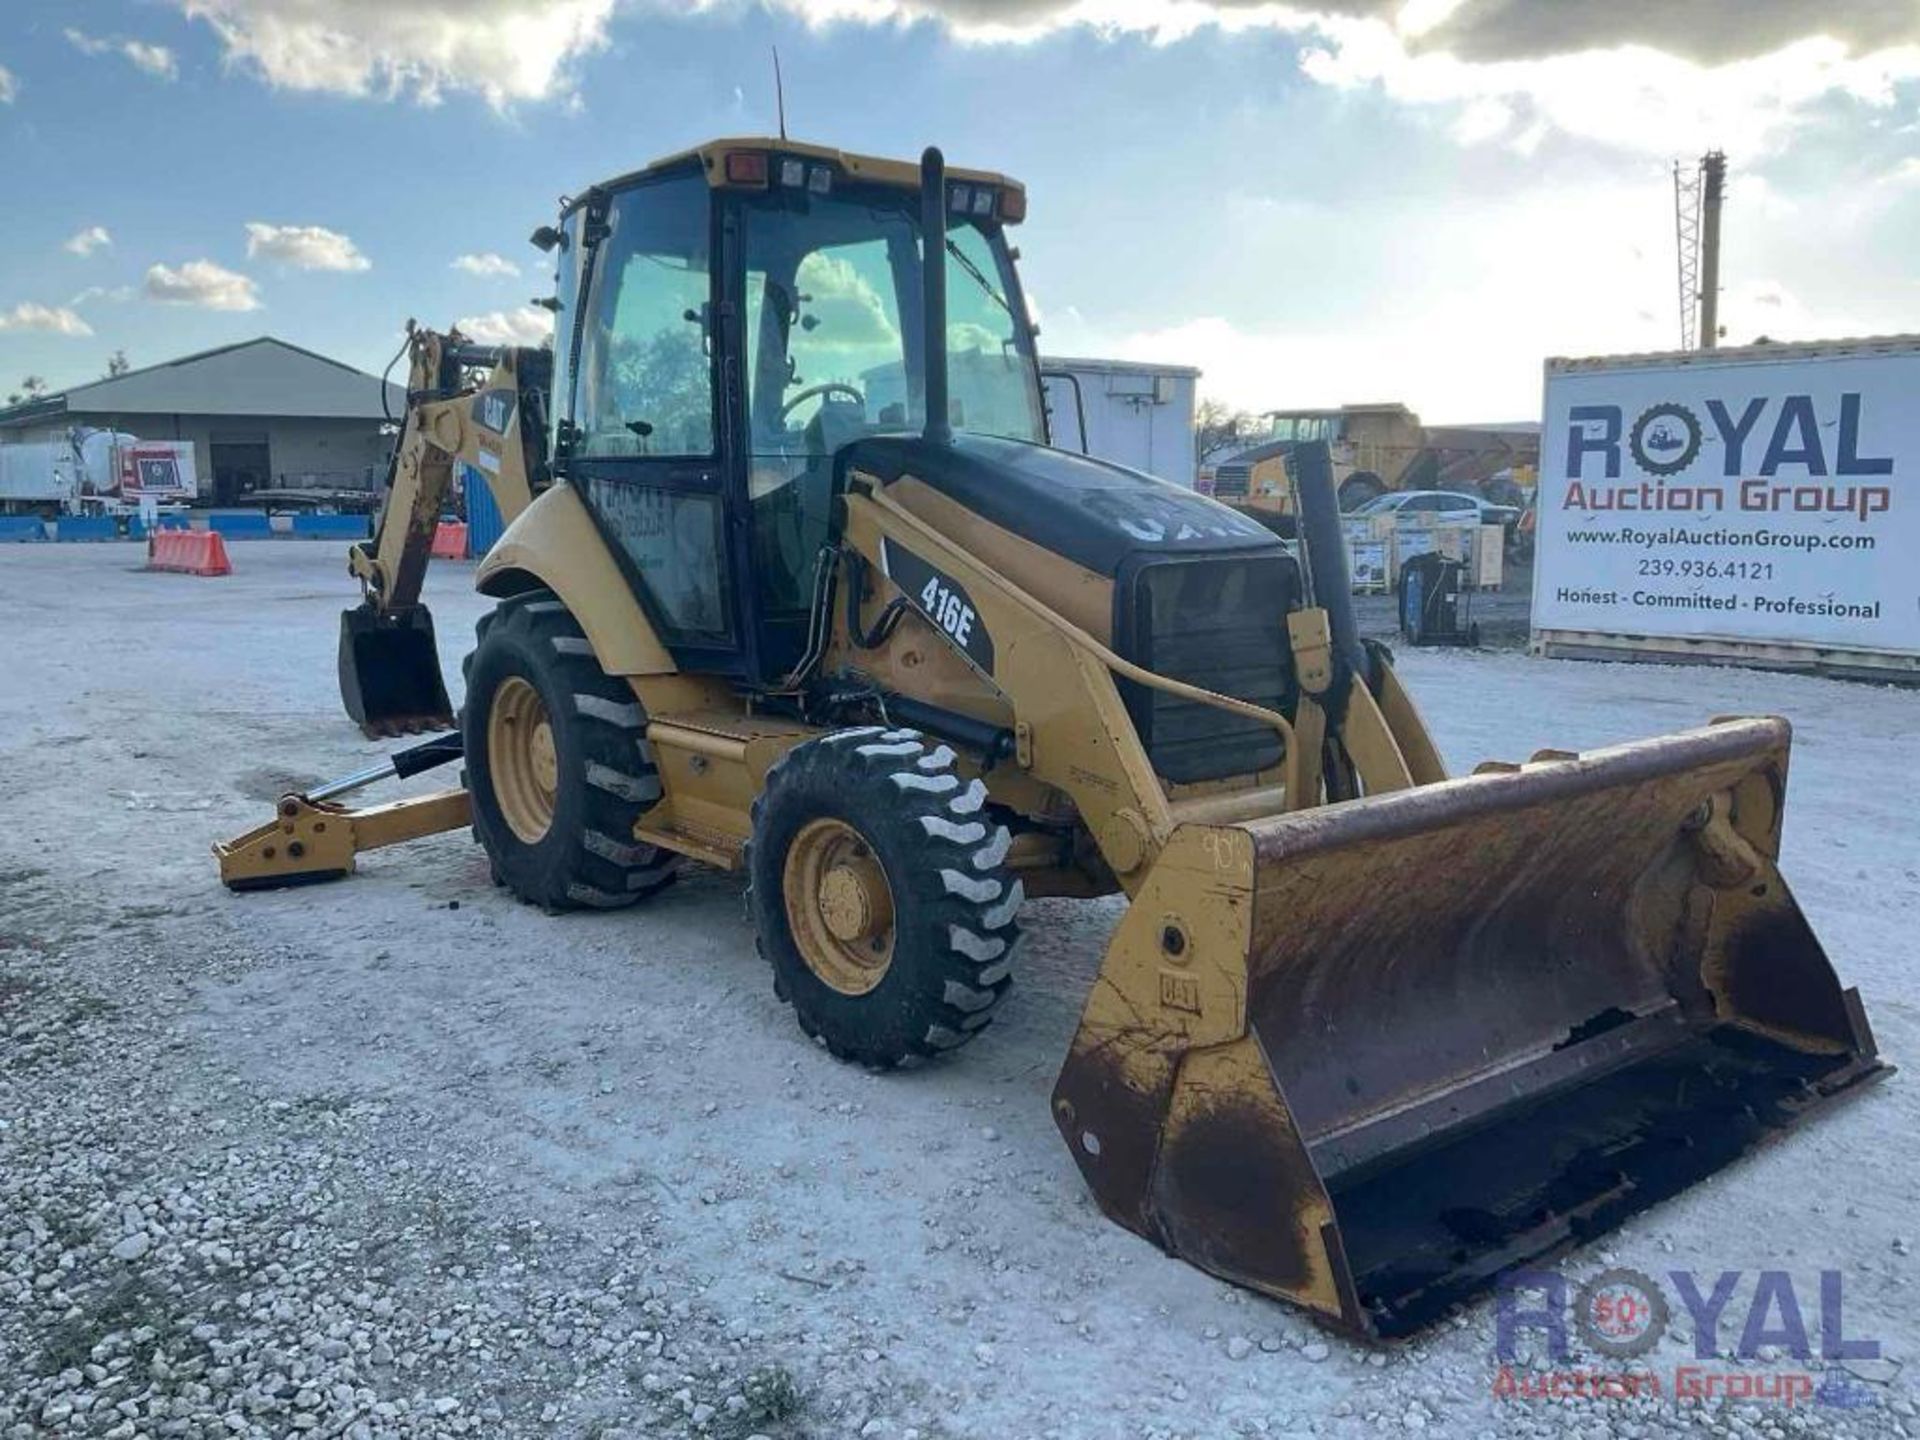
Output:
[{"xmin": 339, "ymin": 322, "xmax": 550, "ymax": 736}]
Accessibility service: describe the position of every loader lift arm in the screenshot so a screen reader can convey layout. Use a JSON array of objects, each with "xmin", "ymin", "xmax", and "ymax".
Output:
[{"xmin": 339, "ymin": 322, "xmax": 552, "ymax": 737}]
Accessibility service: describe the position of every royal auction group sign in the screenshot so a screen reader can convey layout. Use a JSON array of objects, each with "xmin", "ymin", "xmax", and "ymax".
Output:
[{"xmin": 1533, "ymin": 343, "xmax": 1918, "ymax": 658}]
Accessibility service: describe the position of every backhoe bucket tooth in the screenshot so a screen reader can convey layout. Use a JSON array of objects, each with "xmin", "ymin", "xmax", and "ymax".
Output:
[
  {"xmin": 338, "ymin": 603, "xmax": 454, "ymax": 738},
  {"xmin": 1053, "ymin": 717, "xmax": 1886, "ymax": 1339}
]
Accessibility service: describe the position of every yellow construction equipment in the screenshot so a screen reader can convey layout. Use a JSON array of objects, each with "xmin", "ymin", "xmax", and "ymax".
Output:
[
  {"xmin": 1209, "ymin": 404, "xmax": 1538, "ymax": 532},
  {"xmin": 218, "ymin": 138, "xmax": 1886, "ymax": 1339},
  {"xmin": 339, "ymin": 326, "xmax": 549, "ymax": 736}
]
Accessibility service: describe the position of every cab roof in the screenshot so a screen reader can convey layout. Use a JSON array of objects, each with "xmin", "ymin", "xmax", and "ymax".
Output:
[{"xmin": 589, "ymin": 136, "xmax": 1026, "ymax": 210}]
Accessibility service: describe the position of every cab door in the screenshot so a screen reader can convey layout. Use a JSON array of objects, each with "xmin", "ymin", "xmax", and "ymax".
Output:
[{"xmin": 561, "ymin": 168, "xmax": 748, "ymax": 676}]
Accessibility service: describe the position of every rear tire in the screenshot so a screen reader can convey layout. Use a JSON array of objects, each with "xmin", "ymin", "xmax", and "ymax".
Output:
[
  {"xmin": 461, "ymin": 593, "xmax": 676, "ymax": 910},
  {"xmin": 746, "ymin": 728, "xmax": 1022, "ymax": 1067}
]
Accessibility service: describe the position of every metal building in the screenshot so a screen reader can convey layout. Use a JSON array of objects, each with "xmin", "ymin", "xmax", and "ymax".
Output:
[{"xmin": 0, "ymin": 337, "xmax": 403, "ymax": 507}]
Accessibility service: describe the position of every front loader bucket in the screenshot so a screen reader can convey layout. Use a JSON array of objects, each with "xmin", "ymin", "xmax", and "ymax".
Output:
[
  {"xmin": 338, "ymin": 603, "xmax": 455, "ymax": 738},
  {"xmin": 1053, "ymin": 717, "xmax": 1886, "ymax": 1339}
]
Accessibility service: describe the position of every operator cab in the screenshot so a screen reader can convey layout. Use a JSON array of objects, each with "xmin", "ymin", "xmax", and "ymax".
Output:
[{"xmin": 545, "ymin": 139, "xmax": 1045, "ymax": 683}]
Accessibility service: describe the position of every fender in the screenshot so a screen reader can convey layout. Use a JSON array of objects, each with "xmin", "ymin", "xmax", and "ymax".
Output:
[{"xmin": 475, "ymin": 483, "xmax": 677, "ymax": 676}]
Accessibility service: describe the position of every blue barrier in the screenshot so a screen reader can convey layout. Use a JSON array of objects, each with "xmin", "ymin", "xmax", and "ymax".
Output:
[
  {"xmin": 465, "ymin": 463, "xmax": 507, "ymax": 557},
  {"xmin": 0, "ymin": 517, "xmax": 47, "ymax": 542},
  {"xmin": 207, "ymin": 511, "xmax": 273, "ymax": 539},
  {"xmin": 289, "ymin": 513, "xmax": 372, "ymax": 540},
  {"xmin": 54, "ymin": 515, "xmax": 120, "ymax": 542}
]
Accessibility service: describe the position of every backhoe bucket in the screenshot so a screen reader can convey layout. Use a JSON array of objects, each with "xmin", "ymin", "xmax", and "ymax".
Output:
[
  {"xmin": 338, "ymin": 603, "xmax": 455, "ymax": 738},
  {"xmin": 1053, "ymin": 717, "xmax": 1885, "ymax": 1339}
]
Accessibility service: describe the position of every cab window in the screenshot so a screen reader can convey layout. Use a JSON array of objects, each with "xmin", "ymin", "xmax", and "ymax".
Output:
[{"xmin": 575, "ymin": 174, "xmax": 715, "ymax": 458}]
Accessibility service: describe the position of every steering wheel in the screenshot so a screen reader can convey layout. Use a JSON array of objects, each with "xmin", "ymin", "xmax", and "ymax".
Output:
[{"xmin": 779, "ymin": 382, "xmax": 863, "ymax": 422}]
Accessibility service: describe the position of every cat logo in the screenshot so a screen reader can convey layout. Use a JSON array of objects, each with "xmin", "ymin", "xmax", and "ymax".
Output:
[{"xmin": 473, "ymin": 390, "xmax": 515, "ymax": 436}]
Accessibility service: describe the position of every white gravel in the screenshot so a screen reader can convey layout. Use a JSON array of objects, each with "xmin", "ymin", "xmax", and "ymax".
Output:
[{"xmin": 1, "ymin": 540, "xmax": 1915, "ymax": 1439}]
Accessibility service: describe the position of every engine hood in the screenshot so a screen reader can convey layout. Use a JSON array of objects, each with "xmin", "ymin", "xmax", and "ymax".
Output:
[{"xmin": 840, "ymin": 433, "xmax": 1281, "ymax": 578}]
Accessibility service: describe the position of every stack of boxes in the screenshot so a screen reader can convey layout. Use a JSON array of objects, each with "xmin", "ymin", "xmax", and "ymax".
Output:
[{"xmin": 1342, "ymin": 511, "xmax": 1504, "ymax": 593}]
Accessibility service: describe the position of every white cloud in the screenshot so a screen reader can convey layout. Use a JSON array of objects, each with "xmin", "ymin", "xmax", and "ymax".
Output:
[
  {"xmin": 741, "ymin": 1, "xmax": 1920, "ymax": 163},
  {"xmin": 0, "ymin": 62, "xmax": 16, "ymax": 105},
  {"xmin": 1045, "ymin": 177, "xmax": 1683, "ymax": 420},
  {"xmin": 1297, "ymin": 24, "xmax": 1920, "ymax": 160},
  {"xmin": 1415, "ymin": 0, "xmax": 1920, "ymax": 67},
  {"xmin": 1055, "ymin": 151, "xmax": 1920, "ymax": 422},
  {"xmin": 1880, "ymin": 155, "xmax": 1920, "ymax": 188},
  {"xmin": 123, "ymin": 41, "xmax": 181, "ymax": 80},
  {"xmin": 172, "ymin": 0, "xmax": 616, "ymax": 106},
  {"xmin": 65, "ymin": 28, "xmax": 179, "ymax": 80},
  {"xmin": 795, "ymin": 252, "xmax": 899, "ymax": 351},
  {"xmin": 145, "ymin": 260, "xmax": 263, "ymax": 312},
  {"xmin": 457, "ymin": 307, "xmax": 553, "ymax": 346},
  {"xmin": 0, "ymin": 303, "xmax": 96, "ymax": 337},
  {"xmin": 743, "ymin": 0, "xmax": 1382, "ymax": 45},
  {"xmin": 452, "ymin": 252, "xmax": 521, "ymax": 279},
  {"xmin": 1716, "ymin": 278, "xmax": 1885, "ymax": 347},
  {"xmin": 245, "ymin": 222, "xmax": 371, "ymax": 272},
  {"xmin": 755, "ymin": 0, "xmax": 1920, "ymax": 61},
  {"xmin": 65, "ymin": 226, "xmax": 113, "ymax": 258},
  {"xmin": 71, "ymin": 285, "xmax": 136, "ymax": 306}
]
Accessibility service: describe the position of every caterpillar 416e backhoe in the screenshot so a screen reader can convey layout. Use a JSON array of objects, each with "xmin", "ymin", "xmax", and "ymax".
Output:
[{"xmin": 218, "ymin": 139, "xmax": 1885, "ymax": 1339}]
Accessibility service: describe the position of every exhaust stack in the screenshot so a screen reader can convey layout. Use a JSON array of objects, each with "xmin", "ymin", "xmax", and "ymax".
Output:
[
  {"xmin": 1290, "ymin": 440, "xmax": 1372, "ymax": 687},
  {"xmin": 920, "ymin": 146, "xmax": 952, "ymax": 445}
]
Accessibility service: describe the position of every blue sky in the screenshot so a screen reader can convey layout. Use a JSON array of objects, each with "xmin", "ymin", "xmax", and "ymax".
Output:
[{"xmin": 3, "ymin": 0, "xmax": 1918, "ymax": 421}]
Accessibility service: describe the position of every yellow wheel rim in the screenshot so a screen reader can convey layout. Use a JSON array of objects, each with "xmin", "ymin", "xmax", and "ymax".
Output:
[
  {"xmin": 783, "ymin": 817, "xmax": 896, "ymax": 996},
  {"xmin": 489, "ymin": 675, "xmax": 557, "ymax": 844}
]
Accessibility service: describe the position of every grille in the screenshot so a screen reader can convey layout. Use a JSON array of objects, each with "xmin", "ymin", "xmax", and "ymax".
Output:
[
  {"xmin": 1119, "ymin": 555, "xmax": 1298, "ymax": 784},
  {"xmin": 1211, "ymin": 464, "xmax": 1251, "ymax": 499}
]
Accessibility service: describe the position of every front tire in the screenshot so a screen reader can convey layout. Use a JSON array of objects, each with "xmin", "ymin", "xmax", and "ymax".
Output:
[
  {"xmin": 747, "ymin": 728, "xmax": 1023, "ymax": 1067},
  {"xmin": 462, "ymin": 593, "xmax": 676, "ymax": 910}
]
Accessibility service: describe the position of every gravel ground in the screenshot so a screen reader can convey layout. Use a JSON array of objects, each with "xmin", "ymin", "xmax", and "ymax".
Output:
[{"xmin": 1, "ymin": 540, "xmax": 1914, "ymax": 1440}]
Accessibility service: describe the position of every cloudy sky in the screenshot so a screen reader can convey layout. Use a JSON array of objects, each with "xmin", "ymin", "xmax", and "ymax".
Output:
[{"xmin": 2, "ymin": 0, "xmax": 1917, "ymax": 421}]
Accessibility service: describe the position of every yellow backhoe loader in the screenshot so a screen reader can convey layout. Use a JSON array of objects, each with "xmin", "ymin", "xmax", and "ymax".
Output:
[{"xmin": 217, "ymin": 139, "xmax": 1885, "ymax": 1339}]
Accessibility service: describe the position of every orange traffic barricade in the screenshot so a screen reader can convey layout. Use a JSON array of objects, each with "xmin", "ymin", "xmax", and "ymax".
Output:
[
  {"xmin": 429, "ymin": 522, "xmax": 469, "ymax": 560},
  {"xmin": 146, "ymin": 529, "xmax": 233, "ymax": 576}
]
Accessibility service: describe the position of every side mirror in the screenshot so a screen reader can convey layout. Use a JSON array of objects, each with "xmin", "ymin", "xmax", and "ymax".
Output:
[{"xmin": 529, "ymin": 225, "xmax": 566, "ymax": 253}]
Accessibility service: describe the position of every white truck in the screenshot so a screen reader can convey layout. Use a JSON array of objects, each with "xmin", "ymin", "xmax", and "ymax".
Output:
[
  {"xmin": 0, "ymin": 428, "xmax": 197, "ymax": 518},
  {"xmin": 1041, "ymin": 357, "xmax": 1200, "ymax": 488},
  {"xmin": 1532, "ymin": 334, "xmax": 1918, "ymax": 680}
]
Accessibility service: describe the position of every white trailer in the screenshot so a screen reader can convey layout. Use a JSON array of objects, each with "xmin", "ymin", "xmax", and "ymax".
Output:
[
  {"xmin": 0, "ymin": 429, "xmax": 197, "ymax": 517},
  {"xmin": 0, "ymin": 440, "xmax": 79, "ymax": 513},
  {"xmin": 1532, "ymin": 334, "xmax": 1919, "ymax": 680},
  {"xmin": 1041, "ymin": 357, "xmax": 1199, "ymax": 488}
]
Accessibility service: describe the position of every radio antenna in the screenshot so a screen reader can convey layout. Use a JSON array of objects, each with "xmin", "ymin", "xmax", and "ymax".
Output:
[{"xmin": 772, "ymin": 46, "xmax": 788, "ymax": 141}]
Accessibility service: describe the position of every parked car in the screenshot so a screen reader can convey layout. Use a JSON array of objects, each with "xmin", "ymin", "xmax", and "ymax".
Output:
[{"xmin": 1351, "ymin": 489, "xmax": 1522, "ymax": 531}]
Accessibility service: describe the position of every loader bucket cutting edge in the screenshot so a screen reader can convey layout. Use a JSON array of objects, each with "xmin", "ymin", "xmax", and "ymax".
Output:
[
  {"xmin": 338, "ymin": 603, "xmax": 455, "ymax": 738},
  {"xmin": 1052, "ymin": 717, "xmax": 1888, "ymax": 1339}
]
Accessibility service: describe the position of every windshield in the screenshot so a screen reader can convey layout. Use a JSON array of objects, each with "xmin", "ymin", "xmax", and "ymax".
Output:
[
  {"xmin": 1354, "ymin": 494, "xmax": 1404, "ymax": 515},
  {"xmin": 1267, "ymin": 414, "xmax": 1338, "ymax": 444},
  {"xmin": 741, "ymin": 185, "xmax": 1044, "ymax": 449}
]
